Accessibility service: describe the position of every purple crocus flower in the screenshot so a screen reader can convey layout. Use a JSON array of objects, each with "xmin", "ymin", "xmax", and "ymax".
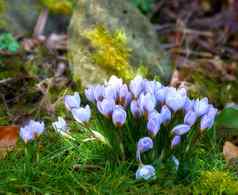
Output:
[
  {"xmin": 129, "ymin": 75, "xmax": 144, "ymax": 98},
  {"xmin": 147, "ymin": 118, "xmax": 160, "ymax": 136},
  {"xmin": 93, "ymin": 85, "xmax": 105, "ymax": 102},
  {"xmin": 85, "ymin": 85, "xmax": 96, "ymax": 103},
  {"xmin": 194, "ymin": 97, "xmax": 209, "ymax": 117},
  {"xmin": 171, "ymin": 135, "xmax": 181, "ymax": 148},
  {"xmin": 97, "ymin": 98, "xmax": 115, "ymax": 117},
  {"xmin": 155, "ymin": 86, "xmax": 167, "ymax": 104},
  {"xmin": 20, "ymin": 120, "xmax": 45, "ymax": 143},
  {"xmin": 130, "ymin": 100, "xmax": 142, "ymax": 118},
  {"xmin": 144, "ymin": 80, "xmax": 162, "ymax": 96},
  {"xmin": 119, "ymin": 84, "xmax": 132, "ymax": 107},
  {"xmin": 184, "ymin": 110, "xmax": 197, "ymax": 126},
  {"xmin": 64, "ymin": 92, "xmax": 81, "ymax": 111},
  {"xmin": 165, "ymin": 87, "xmax": 187, "ymax": 112},
  {"xmin": 160, "ymin": 105, "xmax": 172, "ymax": 125},
  {"xmin": 138, "ymin": 93, "xmax": 156, "ymax": 113},
  {"xmin": 112, "ymin": 106, "xmax": 127, "ymax": 127},
  {"xmin": 136, "ymin": 165, "xmax": 156, "ymax": 180},
  {"xmin": 184, "ymin": 98, "xmax": 195, "ymax": 113},
  {"xmin": 200, "ymin": 105, "xmax": 217, "ymax": 130},
  {"xmin": 172, "ymin": 124, "xmax": 191, "ymax": 135},
  {"xmin": 104, "ymin": 85, "xmax": 118, "ymax": 101},
  {"xmin": 137, "ymin": 137, "xmax": 153, "ymax": 153},
  {"xmin": 71, "ymin": 105, "xmax": 91, "ymax": 123}
]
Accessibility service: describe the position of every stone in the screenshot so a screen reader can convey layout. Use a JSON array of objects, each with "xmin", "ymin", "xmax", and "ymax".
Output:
[{"xmin": 68, "ymin": 0, "xmax": 172, "ymax": 86}]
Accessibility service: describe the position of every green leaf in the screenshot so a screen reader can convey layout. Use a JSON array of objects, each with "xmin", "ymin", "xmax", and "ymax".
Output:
[
  {"xmin": 0, "ymin": 33, "xmax": 20, "ymax": 52},
  {"xmin": 215, "ymin": 108, "xmax": 238, "ymax": 137}
]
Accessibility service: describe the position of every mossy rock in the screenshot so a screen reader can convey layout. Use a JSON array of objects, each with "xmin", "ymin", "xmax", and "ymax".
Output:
[{"xmin": 68, "ymin": 0, "xmax": 172, "ymax": 86}]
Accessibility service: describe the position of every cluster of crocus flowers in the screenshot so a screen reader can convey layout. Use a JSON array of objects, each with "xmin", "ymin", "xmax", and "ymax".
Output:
[
  {"xmin": 20, "ymin": 120, "xmax": 45, "ymax": 143},
  {"xmin": 83, "ymin": 75, "xmax": 217, "ymax": 180}
]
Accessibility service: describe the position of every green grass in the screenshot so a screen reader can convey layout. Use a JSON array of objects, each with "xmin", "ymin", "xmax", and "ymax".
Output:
[{"xmin": 0, "ymin": 114, "xmax": 238, "ymax": 194}]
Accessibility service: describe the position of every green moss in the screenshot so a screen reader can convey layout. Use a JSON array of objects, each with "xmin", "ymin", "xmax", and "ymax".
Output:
[{"xmin": 84, "ymin": 26, "xmax": 134, "ymax": 81}]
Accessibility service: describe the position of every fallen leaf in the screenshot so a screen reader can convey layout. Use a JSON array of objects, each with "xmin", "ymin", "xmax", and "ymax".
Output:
[
  {"xmin": 0, "ymin": 126, "xmax": 19, "ymax": 159},
  {"xmin": 223, "ymin": 141, "xmax": 238, "ymax": 162}
]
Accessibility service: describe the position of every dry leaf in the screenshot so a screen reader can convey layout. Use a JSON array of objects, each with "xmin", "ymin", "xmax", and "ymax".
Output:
[
  {"xmin": 0, "ymin": 126, "xmax": 19, "ymax": 159},
  {"xmin": 223, "ymin": 141, "xmax": 238, "ymax": 162}
]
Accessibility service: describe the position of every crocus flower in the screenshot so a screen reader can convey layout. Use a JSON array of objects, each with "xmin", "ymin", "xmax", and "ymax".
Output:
[
  {"xmin": 129, "ymin": 75, "xmax": 144, "ymax": 98},
  {"xmin": 64, "ymin": 92, "xmax": 81, "ymax": 111},
  {"xmin": 105, "ymin": 75, "xmax": 123, "ymax": 91},
  {"xmin": 20, "ymin": 120, "xmax": 45, "ymax": 143},
  {"xmin": 155, "ymin": 86, "xmax": 167, "ymax": 104},
  {"xmin": 184, "ymin": 98, "xmax": 194, "ymax": 113},
  {"xmin": 52, "ymin": 117, "xmax": 68, "ymax": 136},
  {"xmin": 104, "ymin": 85, "xmax": 118, "ymax": 101},
  {"xmin": 172, "ymin": 124, "xmax": 191, "ymax": 135},
  {"xmin": 130, "ymin": 100, "xmax": 142, "ymax": 118},
  {"xmin": 171, "ymin": 135, "xmax": 181, "ymax": 148},
  {"xmin": 160, "ymin": 105, "xmax": 172, "ymax": 124},
  {"xmin": 136, "ymin": 165, "xmax": 156, "ymax": 180},
  {"xmin": 165, "ymin": 87, "xmax": 187, "ymax": 112},
  {"xmin": 147, "ymin": 118, "xmax": 160, "ymax": 136},
  {"xmin": 184, "ymin": 110, "xmax": 197, "ymax": 126},
  {"xmin": 138, "ymin": 93, "xmax": 156, "ymax": 113},
  {"xmin": 137, "ymin": 137, "xmax": 153, "ymax": 153},
  {"xmin": 97, "ymin": 98, "xmax": 115, "ymax": 117},
  {"xmin": 112, "ymin": 106, "xmax": 127, "ymax": 127},
  {"xmin": 144, "ymin": 80, "xmax": 162, "ymax": 96},
  {"xmin": 85, "ymin": 85, "xmax": 96, "ymax": 103},
  {"xmin": 200, "ymin": 106, "xmax": 217, "ymax": 130},
  {"xmin": 93, "ymin": 85, "xmax": 105, "ymax": 102},
  {"xmin": 28, "ymin": 120, "xmax": 45, "ymax": 136},
  {"xmin": 119, "ymin": 84, "xmax": 132, "ymax": 107},
  {"xmin": 71, "ymin": 105, "xmax": 91, "ymax": 123},
  {"xmin": 194, "ymin": 97, "xmax": 209, "ymax": 117}
]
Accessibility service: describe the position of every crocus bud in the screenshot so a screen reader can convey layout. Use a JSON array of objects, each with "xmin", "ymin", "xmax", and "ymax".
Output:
[
  {"xmin": 97, "ymin": 98, "xmax": 115, "ymax": 117},
  {"xmin": 71, "ymin": 105, "xmax": 91, "ymax": 123},
  {"xmin": 184, "ymin": 98, "xmax": 194, "ymax": 113},
  {"xmin": 130, "ymin": 100, "xmax": 142, "ymax": 118},
  {"xmin": 112, "ymin": 106, "xmax": 127, "ymax": 127},
  {"xmin": 144, "ymin": 80, "xmax": 162, "ymax": 95},
  {"xmin": 137, "ymin": 137, "xmax": 153, "ymax": 153},
  {"xmin": 119, "ymin": 84, "xmax": 132, "ymax": 107},
  {"xmin": 172, "ymin": 124, "xmax": 191, "ymax": 135},
  {"xmin": 20, "ymin": 126, "xmax": 35, "ymax": 143},
  {"xmin": 155, "ymin": 86, "xmax": 167, "ymax": 104},
  {"xmin": 28, "ymin": 120, "xmax": 45, "ymax": 136},
  {"xmin": 52, "ymin": 117, "xmax": 68, "ymax": 136},
  {"xmin": 147, "ymin": 118, "xmax": 160, "ymax": 136},
  {"xmin": 200, "ymin": 106, "xmax": 217, "ymax": 130},
  {"xmin": 171, "ymin": 156, "xmax": 179, "ymax": 171},
  {"xmin": 184, "ymin": 110, "xmax": 197, "ymax": 126},
  {"xmin": 129, "ymin": 75, "xmax": 144, "ymax": 98},
  {"xmin": 85, "ymin": 86, "xmax": 96, "ymax": 103},
  {"xmin": 64, "ymin": 92, "xmax": 81, "ymax": 111},
  {"xmin": 93, "ymin": 85, "xmax": 105, "ymax": 102},
  {"xmin": 194, "ymin": 97, "xmax": 209, "ymax": 117},
  {"xmin": 139, "ymin": 93, "xmax": 156, "ymax": 113},
  {"xmin": 171, "ymin": 135, "xmax": 181, "ymax": 148},
  {"xmin": 165, "ymin": 87, "xmax": 187, "ymax": 112},
  {"xmin": 135, "ymin": 165, "xmax": 156, "ymax": 180},
  {"xmin": 160, "ymin": 105, "xmax": 172, "ymax": 124}
]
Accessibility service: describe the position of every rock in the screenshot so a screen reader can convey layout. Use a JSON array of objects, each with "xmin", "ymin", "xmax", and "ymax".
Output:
[
  {"xmin": 223, "ymin": 141, "xmax": 238, "ymax": 163},
  {"xmin": 68, "ymin": 0, "xmax": 172, "ymax": 86}
]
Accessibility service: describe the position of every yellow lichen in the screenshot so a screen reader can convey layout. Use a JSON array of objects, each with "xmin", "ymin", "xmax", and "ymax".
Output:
[
  {"xmin": 40, "ymin": 0, "xmax": 73, "ymax": 15},
  {"xmin": 84, "ymin": 26, "xmax": 134, "ymax": 81}
]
